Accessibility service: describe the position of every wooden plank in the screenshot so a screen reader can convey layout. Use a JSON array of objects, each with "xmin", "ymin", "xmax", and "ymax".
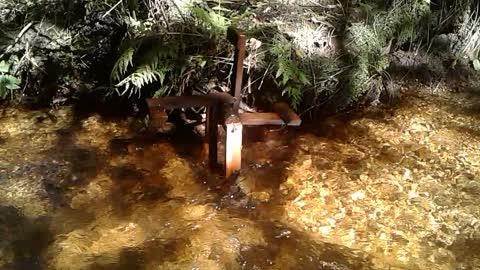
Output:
[
  {"xmin": 271, "ymin": 102, "xmax": 302, "ymax": 126},
  {"xmin": 239, "ymin": 112, "xmax": 285, "ymax": 126},
  {"xmin": 146, "ymin": 96, "xmax": 215, "ymax": 110},
  {"xmin": 224, "ymin": 115, "xmax": 242, "ymax": 178}
]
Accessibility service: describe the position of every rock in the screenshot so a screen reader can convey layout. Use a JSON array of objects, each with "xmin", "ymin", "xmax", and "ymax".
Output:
[
  {"xmin": 378, "ymin": 145, "xmax": 403, "ymax": 163},
  {"xmin": 250, "ymin": 191, "xmax": 271, "ymax": 203},
  {"xmin": 235, "ymin": 176, "xmax": 256, "ymax": 195},
  {"xmin": 413, "ymin": 146, "xmax": 431, "ymax": 160}
]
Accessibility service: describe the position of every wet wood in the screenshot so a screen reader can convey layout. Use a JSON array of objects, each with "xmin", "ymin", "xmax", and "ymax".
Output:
[
  {"xmin": 239, "ymin": 112, "xmax": 286, "ymax": 126},
  {"xmin": 208, "ymin": 92, "xmax": 236, "ymax": 107},
  {"xmin": 271, "ymin": 102, "xmax": 302, "ymax": 126},
  {"xmin": 224, "ymin": 114, "xmax": 242, "ymax": 178},
  {"xmin": 145, "ymin": 98, "xmax": 169, "ymax": 129},
  {"xmin": 146, "ymin": 96, "xmax": 215, "ymax": 110},
  {"xmin": 206, "ymin": 106, "xmax": 218, "ymax": 169},
  {"xmin": 145, "ymin": 28, "xmax": 301, "ymax": 177},
  {"xmin": 227, "ymin": 26, "xmax": 246, "ymax": 112},
  {"xmin": 227, "ymin": 27, "xmax": 244, "ymax": 46}
]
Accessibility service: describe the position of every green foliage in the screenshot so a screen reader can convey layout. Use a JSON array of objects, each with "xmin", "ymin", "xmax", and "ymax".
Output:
[
  {"xmin": 0, "ymin": 61, "xmax": 20, "ymax": 100},
  {"xmin": 344, "ymin": 0, "xmax": 431, "ymax": 106},
  {"xmin": 191, "ymin": 6, "xmax": 231, "ymax": 37},
  {"xmin": 111, "ymin": 41, "xmax": 180, "ymax": 97},
  {"xmin": 110, "ymin": 4, "xmax": 232, "ymax": 98},
  {"xmin": 269, "ymin": 35, "xmax": 310, "ymax": 110},
  {"xmin": 115, "ymin": 65, "xmax": 170, "ymax": 97},
  {"xmin": 111, "ymin": 47, "xmax": 135, "ymax": 82}
]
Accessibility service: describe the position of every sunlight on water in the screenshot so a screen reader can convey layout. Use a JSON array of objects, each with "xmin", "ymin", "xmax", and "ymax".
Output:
[{"xmin": 1, "ymin": 86, "xmax": 480, "ymax": 269}]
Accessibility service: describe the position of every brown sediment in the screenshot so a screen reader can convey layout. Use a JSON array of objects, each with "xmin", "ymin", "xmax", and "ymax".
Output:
[{"xmin": 0, "ymin": 80, "xmax": 480, "ymax": 269}]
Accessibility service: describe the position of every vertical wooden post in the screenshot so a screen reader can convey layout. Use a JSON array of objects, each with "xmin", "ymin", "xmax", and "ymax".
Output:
[
  {"xmin": 206, "ymin": 106, "xmax": 218, "ymax": 169},
  {"xmin": 224, "ymin": 115, "xmax": 242, "ymax": 178},
  {"xmin": 152, "ymin": 107, "xmax": 171, "ymax": 132},
  {"xmin": 225, "ymin": 27, "xmax": 245, "ymax": 177},
  {"xmin": 227, "ymin": 27, "xmax": 246, "ymax": 113}
]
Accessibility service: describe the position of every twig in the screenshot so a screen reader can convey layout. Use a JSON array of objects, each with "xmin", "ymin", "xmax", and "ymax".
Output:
[
  {"xmin": 15, "ymin": 22, "xmax": 33, "ymax": 43},
  {"xmin": 258, "ymin": 63, "xmax": 272, "ymax": 91},
  {"xmin": 165, "ymin": 32, "xmax": 203, "ymax": 37},
  {"xmin": 102, "ymin": 0, "xmax": 123, "ymax": 19},
  {"xmin": 159, "ymin": 2, "xmax": 171, "ymax": 31}
]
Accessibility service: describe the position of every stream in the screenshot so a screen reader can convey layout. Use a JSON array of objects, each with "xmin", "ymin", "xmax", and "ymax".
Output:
[{"xmin": 1, "ymin": 82, "xmax": 480, "ymax": 270}]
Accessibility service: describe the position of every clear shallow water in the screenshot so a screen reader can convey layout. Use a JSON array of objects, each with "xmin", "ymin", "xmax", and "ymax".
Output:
[{"xmin": 1, "ymin": 87, "xmax": 480, "ymax": 270}]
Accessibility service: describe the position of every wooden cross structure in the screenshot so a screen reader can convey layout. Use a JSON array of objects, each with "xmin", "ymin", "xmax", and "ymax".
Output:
[{"xmin": 146, "ymin": 27, "xmax": 301, "ymax": 178}]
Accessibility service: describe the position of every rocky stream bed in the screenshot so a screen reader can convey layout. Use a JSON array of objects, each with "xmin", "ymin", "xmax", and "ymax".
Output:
[{"xmin": 1, "ymin": 80, "xmax": 480, "ymax": 269}]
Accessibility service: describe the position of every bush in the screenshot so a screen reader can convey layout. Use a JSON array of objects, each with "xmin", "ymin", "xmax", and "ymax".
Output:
[
  {"xmin": 341, "ymin": 0, "xmax": 431, "ymax": 107},
  {"xmin": 0, "ymin": 60, "xmax": 20, "ymax": 100}
]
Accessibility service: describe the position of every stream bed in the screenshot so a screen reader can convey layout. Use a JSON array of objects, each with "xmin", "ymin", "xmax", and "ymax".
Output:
[{"xmin": 1, "ymin": 82, "xmax": 480, "ymax": 270}]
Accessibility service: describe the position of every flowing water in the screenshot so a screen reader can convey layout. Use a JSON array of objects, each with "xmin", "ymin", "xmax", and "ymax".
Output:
[{"xmin": 1, "ymin": 82, "xmax": 480, "ymax": 270}]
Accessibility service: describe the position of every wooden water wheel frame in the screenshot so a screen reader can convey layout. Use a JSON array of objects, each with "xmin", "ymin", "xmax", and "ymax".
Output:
[{"xmin": 146, "ymin": 27, "xmax": 301, "ymax": 178}]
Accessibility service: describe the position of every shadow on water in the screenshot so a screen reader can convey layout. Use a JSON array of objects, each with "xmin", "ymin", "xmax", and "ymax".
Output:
[
  {"xmin": 0, "ymin": 205, "xmax": 52, "ymax": 270},
  {"xmin": 239, "ymin": 221, "xmax": 370, "ymax": 270},
  {"xmin": 88, "ymin": 238, "xmax": 189, "ymax": 270},
  {"xmin": 37, "ymin": 98, "xmax": 136, "ymax": 207},
  {"xmin": 40, "ymin": 130, "xmax": 105, "ymax": 206},
  {"xmin": 2, "ymin": 99, "xmax": 377, "ymax": 269},
  {"xmin": 107, "ymin": 162, "xmax": 172, "ymax": 218},
  {"xmin": 90, "ymin": 247, "xmax": 147, "ymax": 270},
  {"xmin": 449, "ymin": 238, "xmax": 480, "ymax": 266},
  {"xmin": 96, "ymin": 120, "xmax": 375, "ymax": 268}
]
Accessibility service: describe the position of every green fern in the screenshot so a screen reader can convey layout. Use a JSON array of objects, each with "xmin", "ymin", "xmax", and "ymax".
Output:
[
  {"xmin": 110, "ymin": 4, "xmax": 229, "ymax": 98},
  {"xmin": 0, "ymin": 60, "xmax": 9, "ymax": 73},
  {"xmin": 137, "ymin": 43, "xmax": 178, "ymax": 68},
  {"xmin": 111, "ymin": 47, "xmax": 135, "ymax": 82},
  {"xmin": 269, "ymin": 35, "xmax": 310, "ymax": 109},
  {"xmin": 191, "ymin": 6, "xmax": 230, "ymax": 37},
  {"xmin": 111, "ymin": 41, "xmax": 179, "ymax": 97},
  {"xmin": 110, "ymin": 3, "xmax": 236, "ymax": 98},
  {"xmin": 115, "ymin": 65, "xmax": 169, "ymax": 97},
  {"xmin": 282, "ymin": 84, "xmax": 303, "ymax": 110}
]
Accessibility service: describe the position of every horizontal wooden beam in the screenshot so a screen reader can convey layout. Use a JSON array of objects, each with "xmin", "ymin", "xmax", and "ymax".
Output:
[
  {"xmin": 239, "ymin": 112, "xmax": 285, "ymax": 126},
  {"xmin": 239, "ymin": 112, "xmax": 299, "ymax": 126},
  {"xmin": 271, "ymin": 102, "xmax": 302, "ymax": 126},
  {"xmin": 146, "ymin": 93, "xmax": 235, "ymax": 110},
  {"xmin": 146, "ymin": 96, "xmax": 215, "ymax": 110}
]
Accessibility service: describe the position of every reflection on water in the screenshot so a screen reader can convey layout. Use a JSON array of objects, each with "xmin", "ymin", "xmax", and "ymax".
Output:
[{"xmin": 1, "ymin": 84, "xmax": 480, "ymax": 269}]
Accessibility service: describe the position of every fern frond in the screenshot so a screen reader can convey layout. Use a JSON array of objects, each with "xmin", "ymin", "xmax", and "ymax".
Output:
[
  {"xmin": 191, "ymin": 6, "xmax": 230, "ymax": 37},
  {"xmin": 282, "ymin": 84, "xmax": 303, "ymax": 110},
  {"xmin": 115, "ymin": 65, "xmax": 168, "ymax": 96},
  {"xmin": 111, "ymin": 47, "xmax": 135, "ymax": 82},
  {"xmin": 269, "ymin": 34, "xmax": 310, "ymax": 109},
  {"xmin": 153, "ymin": 85, "xmax": 171, "ymax": 97},
  {"xmin": 137, "ymin": 43, "xmax": 178, "ymax": 68}
]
